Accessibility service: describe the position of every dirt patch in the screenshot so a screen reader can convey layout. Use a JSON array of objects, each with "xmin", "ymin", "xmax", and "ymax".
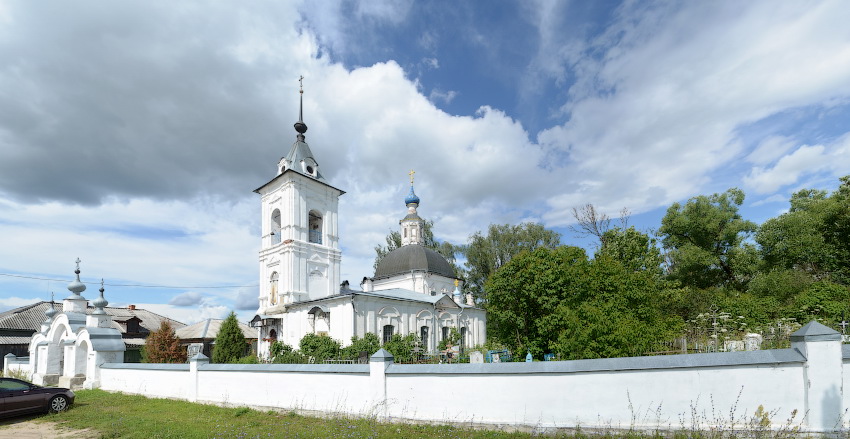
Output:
[{"xmin": 0, "ymin": 420, "xmax": 98, "ymax": 439}]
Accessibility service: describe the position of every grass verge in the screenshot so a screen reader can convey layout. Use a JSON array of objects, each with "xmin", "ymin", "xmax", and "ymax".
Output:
[
  {"xmin": 36, "ymin": 389, "xmax": 546, "ymax": 438},
  {"xmin": 32, "ymin": 390, "xmax": 810, "ymax": 439}
]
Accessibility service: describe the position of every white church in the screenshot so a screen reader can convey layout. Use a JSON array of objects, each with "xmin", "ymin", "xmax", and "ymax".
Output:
[{"xmin": 250, "ymin": 84, "xmax": 486, "ymax": 357}]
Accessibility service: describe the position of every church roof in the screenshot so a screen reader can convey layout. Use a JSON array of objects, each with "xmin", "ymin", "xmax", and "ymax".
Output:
[{"xmin": 373, "ymin": 244, "xmax": 456, "ymax": 280}]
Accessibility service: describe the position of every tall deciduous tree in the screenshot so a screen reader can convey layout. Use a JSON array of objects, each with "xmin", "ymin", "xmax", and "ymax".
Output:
[
  {"xmin": 486, "ymin": 246, "xmax": 682, "ymax": 359},
  {"xmin": 595, "ymin": 226, "xmax": 663, "ymax": 275},
  {"xmin": 463, "ymin": 223, "xmax": 561, "ymax": 301},
  {"xmin": 659, "ymin": 188, "xmax": 758, "ymax": 289},
  {"xmin": 143, "ymin": 321, "xmax": 186, "ymax": 363},
  {"xmin": 756, "ymin": 175, "xmax": 850, "ymax": 286},
  {"xmin": 212, "ymin": 312, "xmax": 247, "ymax": 363}
]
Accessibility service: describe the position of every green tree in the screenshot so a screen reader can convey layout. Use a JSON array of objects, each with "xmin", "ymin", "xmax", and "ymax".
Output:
[
  {"xmin": 790, "ymin": 281, "xmax": 850, "ymax": 326},
  {"xmin": 596, "ymin": 226, "xmax": 663, "ymax": 274},
  {"xmin": 486, "ymin": 246, "xmax": 682, "ymax": 359},
  {"xmin": 659, "ymin": 188, "xmax": 758, "ymax": 290},
  {"xmin": 373, "ymin": 219, "xmax": 462, "ymax": 274},
  {"xmin": 299, "ymin": 333, "xmax": 341, "ymax": 362},
  {"xmin": 212, "ymin": 312, "xmax": 247, "ymax": 364},
  {"xmin": 756, "ymin": 176, "xmax": 850, "ymax": 285},
  {"xmin": 463, "ymin": 223, "xmax": 561, "ymax": 301},
  {"xmin": 143, "ymin": 321, "xmax": 187, "ymax": 363}
]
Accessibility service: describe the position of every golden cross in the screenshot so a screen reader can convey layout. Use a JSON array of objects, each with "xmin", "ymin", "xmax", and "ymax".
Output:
[{"xmin": 408, "ymin": 169, "xmax": 415, "ymax": 185}]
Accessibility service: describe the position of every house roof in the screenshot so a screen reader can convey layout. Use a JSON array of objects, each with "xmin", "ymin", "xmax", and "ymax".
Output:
[
  {"xmin": 175, "ymin": 318, "xmax": 257, "ymax": 340},
  {"xmin": 0, "ymin": 301, "xmax": 186, "ymax": 335}
]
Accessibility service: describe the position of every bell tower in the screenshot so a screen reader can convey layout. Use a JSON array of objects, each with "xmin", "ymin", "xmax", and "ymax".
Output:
[{"xmin": 254, "ymin": 78, "xmax": 344, "ymax": 312}]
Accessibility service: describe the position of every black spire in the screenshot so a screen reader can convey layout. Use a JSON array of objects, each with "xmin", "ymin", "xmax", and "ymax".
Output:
[{"xmin": 294, "ymin": 75, "xmax": 308, "ymax": 141}]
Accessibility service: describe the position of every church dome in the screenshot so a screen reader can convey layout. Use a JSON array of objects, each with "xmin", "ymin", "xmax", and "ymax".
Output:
[
  {"xmin": 404, "ymin": 185, "xmax": 420, "ymax": 206},
  {"xmin": 374, "ymin": 244, "xmax": 455, "ymax": 280}
]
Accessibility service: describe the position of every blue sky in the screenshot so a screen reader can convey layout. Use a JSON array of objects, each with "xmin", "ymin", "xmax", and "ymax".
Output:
[{"xmin": 1, "ymin": 1, "xmax": 849, "ymax": 325}]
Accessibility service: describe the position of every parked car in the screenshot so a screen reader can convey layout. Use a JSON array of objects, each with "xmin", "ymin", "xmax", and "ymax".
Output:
[{"xmin": 0, "ymin": 378, "xmax": 74, "ymax": 417}]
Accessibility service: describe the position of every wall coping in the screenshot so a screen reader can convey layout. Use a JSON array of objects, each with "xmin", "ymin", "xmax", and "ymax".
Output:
[
  {"xmin": 200, "ymin": 364, "xmax": 370, "ymax": 374},
  {"xmin": 387, "ymin": 348, "xmax": 806, "ymax": 375},
  {"xmin": 101, "ymin": 363, "xmax": 189, "ymax": 371},
  {"xmin": 99, "ymin": 363, "xmax": 370, "ymax": 374}
]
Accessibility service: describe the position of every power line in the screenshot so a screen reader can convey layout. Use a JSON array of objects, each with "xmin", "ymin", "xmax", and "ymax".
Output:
[{"xmin": 0, "ymin": 272, "xmax": 257, "ymax": 289}]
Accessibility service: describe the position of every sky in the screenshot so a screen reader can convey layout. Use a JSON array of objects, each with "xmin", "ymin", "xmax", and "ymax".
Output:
[{"xmin": 1, "ymin": 1, "xmax": 849, "ymax": 325}]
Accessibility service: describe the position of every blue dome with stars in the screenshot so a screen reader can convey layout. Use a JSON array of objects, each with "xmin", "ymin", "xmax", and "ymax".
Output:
[{"xmin": 404, "ymin": 185, "xmax": 420, "ymax": 206}]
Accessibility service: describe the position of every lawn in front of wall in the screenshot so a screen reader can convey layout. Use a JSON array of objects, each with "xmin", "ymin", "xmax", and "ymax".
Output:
[{"xmin": 36, "ymin": 389, "xmax": 552, "ymax": 439}]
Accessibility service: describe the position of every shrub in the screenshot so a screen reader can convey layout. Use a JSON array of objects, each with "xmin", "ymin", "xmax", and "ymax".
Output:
[
  {"xmin": 299, "ymin": 333, "xmax": 340, "ymax": 362},
  {"xmin": 340, "ymin": 333, "xmax": 380, "ymax": 361},
  {"xmin": 269, "ymin": 341, "xmax": 307, "ymax": 364},
  {"xmin": 383, "ymin": 333, "xmax": 418, "ymax": 362}
]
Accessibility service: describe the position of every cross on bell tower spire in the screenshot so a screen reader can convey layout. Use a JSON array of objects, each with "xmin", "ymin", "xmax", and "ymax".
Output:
[{"xmin": 294, "ymin": 75, "xmax": 308, "ymax": 141}]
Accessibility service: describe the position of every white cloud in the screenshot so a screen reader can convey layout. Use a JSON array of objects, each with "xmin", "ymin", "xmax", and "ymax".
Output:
[
  {"xmin": 750, "ymin": 194, "xmax": 788, "ymax": 207},
  {"xmin": 744, "ymin": 144, "xmax": 827, "ymax": 194},
  {"xmin": 169, "ymin": 291, "xmax": 205, "ymax": 307},
  {"xmin": 535, "ymin": 1, "xmax": 850, "ymax": 223},
  {"xmin": 428, "ymin": 88, "xmax": 457, "ymax": 104},
  {"xmin": 131, "ymin": 302, "xmax": 231, "ymax": 326},
  {"xmin": 746, "ymin": 136, "xmax": 798, "ymax": 166}
]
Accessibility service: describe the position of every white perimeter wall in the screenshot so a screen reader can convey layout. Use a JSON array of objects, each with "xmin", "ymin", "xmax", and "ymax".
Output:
[{"xmin": 90, "ymin": 338, "xmax": 850, "ymax": 433}]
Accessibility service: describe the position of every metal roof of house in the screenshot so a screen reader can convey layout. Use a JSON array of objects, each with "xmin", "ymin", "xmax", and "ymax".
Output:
[
  {"xmin": 0, "ymin": 301, "xmax": 186, "ymax": 335},
  {"xmin": 175, "ymin": 318, "xmax": 257, "ymax": 340}
]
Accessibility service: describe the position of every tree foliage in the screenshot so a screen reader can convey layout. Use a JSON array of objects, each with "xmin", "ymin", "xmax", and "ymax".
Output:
[
  {"xmin": 382, "ymin": 333, "xmax": 418, "ymax": 362},
  {"xmin": 212, "ymin": 312, "xmax": 247, "ymax": 364},
  {"xmin": 596, "ymin": 226, "xmax": 663, "ymax": 275},
  {"xmin": 340, "ymin": 333, "xmax": 381, "ymax": 361},
  {"xmin": 299, "ymin": 333, "xmax": 341, "ymax": 362},
  {"xmin": 659, "ymin": 188, "xmax": 758, "ymax": 289},
  {"xmin": 486, "ymin": 246, "xmax": 682, "ymax": 359},
  {"xmin": 463, "ymin": 223, "xmax": 561, "ymax": 301},
  {"xmin": 143, "ymin": 321, "xmax": 186, "ymax": 364}
]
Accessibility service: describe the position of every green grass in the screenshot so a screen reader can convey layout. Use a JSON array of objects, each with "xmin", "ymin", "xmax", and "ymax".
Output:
[
  {"xmin": 36, "ymin": 389, "xmax": 552, "ymax": 438},
  {"xmin": 29, "ymin": 390, "xmax": 808, "ymax": 438}
]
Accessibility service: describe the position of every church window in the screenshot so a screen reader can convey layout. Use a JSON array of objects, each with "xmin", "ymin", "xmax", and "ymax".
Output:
[
  {"xmin": 460, "ymin": 327, "xmax": 467, "ymax": 351},
  {"xmin": 269, "ymin": 272, "xmax": 279, "ymax": 305},
  {"xmin": 308, "ymin": 211, "xmax": 322, "ymax": 244},
  {"xmin": 271, "ymin": 209, "xmax": 281, "ymax": 245},
  {"xmin": 306, "ymin": 165, "xmax": 314, "ymax": 175},
  {"xmin": 420, "ymin": 326, "xmax": 428, "ymax": 351},
  {"xmin": 268, "ymin": 329, "xmax": 277, "ymax": 341},
  {"xmin": 382, "ymin": 325, "xmax": 394, "ymax": 344},
  {"xmin": 441, "ymin": 326, "xmax": 449, "ymax": 342}
]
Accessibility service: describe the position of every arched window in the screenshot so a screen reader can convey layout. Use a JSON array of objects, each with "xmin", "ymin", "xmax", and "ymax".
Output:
[
  {"xmin": 308, "ymin": 211, "xmax": 322, "ymax": 244},
  {"xmin": 420, "ymin": 326, "xmax": 429, "ymax": 351},
  {"xmin": 441, "ymin": 326, "xmax": 449, "ymax": 342},
  {"xmin": 271, "ymin": 209, "xmax": 281, "ymax": 245},
  {"xmin": 268, "ymin": 329, "xmax": 277, "ymax": 341},
  {"xmin": 382, "ymin": 325, "xmax": 394, "ymax": 344},
  {"xmin": 269, "ymin": 272, "xmax": 279, "ymax": 305},
  {"xmin": 460, "ymin": 327, "xmax": 467, "ymax": 351}
]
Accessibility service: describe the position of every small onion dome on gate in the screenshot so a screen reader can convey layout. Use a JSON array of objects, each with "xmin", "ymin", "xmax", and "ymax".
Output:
[{"xmin": 374, "ymin": 244, "xmax": 455, "ymax": 280}]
